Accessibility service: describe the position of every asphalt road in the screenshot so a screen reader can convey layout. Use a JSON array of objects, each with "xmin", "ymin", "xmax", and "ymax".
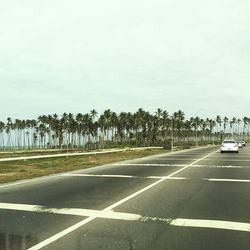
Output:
[{"xmin": 1, "ymin": 145, "xmax": 250, "ymax": 250}]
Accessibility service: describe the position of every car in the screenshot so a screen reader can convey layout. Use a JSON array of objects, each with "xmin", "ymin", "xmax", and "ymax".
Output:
[
  {"xmin": 220, "ymin": 139, "xmax": 239, "ymax": 153},
  {"xmin": 240, "ymin": 140, "xmax": 246, "ymax": 147},
  {"xmin": 237, "ymin": 141, "xmax": 243, "ymax": 148}
]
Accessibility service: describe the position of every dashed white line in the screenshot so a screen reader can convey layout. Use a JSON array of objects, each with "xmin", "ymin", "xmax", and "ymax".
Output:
[
  {"xmin": 205, "ymin": 178, "xmax": 250, "ymax": 183},
  {"xmin": 113, "ymin": 163, "xmax": 187, "ymax": 167},
  {"xmin": 192, "ymin": 165, "xmax": 249, "ymax": 169},
  {"xmin": 114, "ymin": 163, "xmax": 250, "ymax": 169}
]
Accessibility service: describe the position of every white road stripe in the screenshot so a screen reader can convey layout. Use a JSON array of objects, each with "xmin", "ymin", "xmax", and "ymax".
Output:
[
  {"xmin": 1, "ymin": 202, "xmax": 250, "ymax": 233},
  {"xmin": 192, "ymin": 165, "xmax": 249, "ymax": 169},
  {"xmin": 205, "ymin": 178, "xmax": 250, "ymax": 183},
  {"xmin": 153, "ymin": 158, "xmax": 200, "ymax": 161},
  {"xmin": 63, "ymin": 174, "xmax": 250, "ymax": 183},
  {"xmin": 62, "ymin": 173, "xmax": 135, "ymax": 178},
  {"xmin": 115, "ymin": 163, "xmax": 250, "ymax": 169},
  {"xmin": 0, "ymin": 202, "xmax": 141, "ymax": 221},
  {"xmin": 113, "ymin": 163, "xmax": 187, "ymax": 167},
  {"xmin": 221, "ymin": 159, "xmax": 250, "ymax": 162},
  {"xmin": 170, "ymin": 218, "xmax": 250, "ymax": 232},
  {"xmin": 0, "ymin": 147, "xmax": 163, "ymax": 162},
  {"xmin": 62, "ymin": 173, "xmax": 188, "ymax": 180},
  {"xmin": 27, "ymin": 150, "xmax": 217, "ymax": 250}
]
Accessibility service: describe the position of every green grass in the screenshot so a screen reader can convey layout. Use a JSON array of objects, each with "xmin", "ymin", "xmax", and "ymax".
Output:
[{"xmin": 0, "ymin": 148, "xmax": 168, "ymax": 184}]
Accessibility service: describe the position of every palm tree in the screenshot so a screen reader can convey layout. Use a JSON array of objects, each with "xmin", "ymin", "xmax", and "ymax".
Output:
[
  {"xmin": 6, "ymin": 117, "xmax": 13, "ymax": 148},
  {"xmin": 90, "ymin": 109, "xmax": 98, "ymax": 121},
  {"xmin": 237, "ymin": 118, "xmax": 241, "ymax": 139},
  {"xmin": 223, "ymin": 116, "xmax": 229, "ymax": 135},
  {"xmin": 0, "ymin": 121, "xmax": 5, "ymax": 148},
  {"xmin": 231, "ymin": 117, "xmax": 237, "ymax": 136},
  {"xmin": 242, "ymin": 117, "xmax": 248, "ymax": 139},
  {"xmin": 216, "ymin": 115, "xmax": 222, "ymax": 140}
]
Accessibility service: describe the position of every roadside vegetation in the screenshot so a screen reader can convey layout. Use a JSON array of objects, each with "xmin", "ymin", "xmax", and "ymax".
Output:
[
  {"xmin": 0, "ymin": 108, "xmax": 249, "ymax": 151},
  {"xmin": 0, "ymin": 108, "xmax": 248, "ymax": 184}
]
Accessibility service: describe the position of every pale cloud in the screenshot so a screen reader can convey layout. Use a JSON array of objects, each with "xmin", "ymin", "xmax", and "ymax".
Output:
[{"xmin": 0, "ymin": 0, "xmax": 250, "ymax": 120}]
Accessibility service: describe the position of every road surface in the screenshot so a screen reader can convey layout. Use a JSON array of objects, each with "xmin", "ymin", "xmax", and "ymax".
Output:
[{"xmin": 1, "ymin": 145, "xmax": 250, "ymax": 249}]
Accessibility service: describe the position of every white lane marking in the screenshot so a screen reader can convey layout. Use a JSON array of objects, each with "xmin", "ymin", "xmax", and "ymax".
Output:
[
  {"xmin": 63, "ymin": 174, "xmax": 250, "ymax": 183},
  {"xmin": 0, "ymin": 203, "xmax": 141, "ymax": 221},
  {"xmin": 192, "ymin": 165, "xmax": 249, "ymax": 169},
  {"xmin": 62, "ymin": 173, "xmax": 188, "ymax": 180},
  {"xmin": 221, "ymin": 159, "xmax": 250, "ymax": 162},
  {"xmin": 113, "ymin": 163, "xmax": 187, "ymax": 167},
  {"xmin": 62, "ymin": 173, "xmax": 135, "ymax": 178},
  {"xmin": 205, "ymin": 178, "xmax": 250, "ymax": 183},
  {"xmin": 171, "ymin": 218, "xmax": 250, "ymax": 232},
  {"xmin": 1, "ymin": 202, "xmax": 250, "ymax": 233},
  {"xmin": 0, "ymin": 203, "xmax": 43, "ymax": 212},
  {"xmin": 153, "ymin": 158, "xmax": 200, "ymax": 161},
  {"xmin": 27, "ymin": 150, "xmax": 217, "ymax": 250},
  {"xmin": 0, "ymin": 147, "xmax": 163, "ymax": 162},
  {"xmin": 115, "ymin": 163, "xmax": 250, "ymax": 169},
  {"xmin": 0, "ymin": 149, "xmax": 125, "ymax": 162}
]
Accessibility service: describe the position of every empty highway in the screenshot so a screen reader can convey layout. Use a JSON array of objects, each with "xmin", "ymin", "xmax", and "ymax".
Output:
[{"xmin": 1, "ymin": 145, "xmax": 250, "ymax": 249}]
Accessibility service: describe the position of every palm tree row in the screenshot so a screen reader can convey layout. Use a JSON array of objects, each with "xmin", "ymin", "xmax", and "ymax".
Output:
[{"xmin": 0, "ymin": 109, "xmax": 249, "ymax": 150}]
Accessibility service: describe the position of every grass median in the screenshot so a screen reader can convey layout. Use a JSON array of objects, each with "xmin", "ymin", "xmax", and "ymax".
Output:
[{"xmin": 0, "ymin": 148, "xmax": 168, "ymax": 184}]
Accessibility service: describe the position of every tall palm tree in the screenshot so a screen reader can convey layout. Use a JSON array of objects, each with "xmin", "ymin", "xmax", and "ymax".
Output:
[
  {"xmin": 6, "ymin": 117, "xmax": 13, "ymax": 148},
  {"xmin": 0, "ymin": 121, "xmax": 5, "ymax": 148},
  {"xmin": 223, "ymin": 116, "xmax": 229, "ymax": 135},
  {"xmin": 231, "ymin": 117, "xmax": 237, "ymax": 136}
]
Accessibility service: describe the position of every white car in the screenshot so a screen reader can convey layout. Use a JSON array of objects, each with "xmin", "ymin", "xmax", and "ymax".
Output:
[
  {"xmin": 220, "ymin": 140, "xmax": 239, "ymax": 153},
  {"xmin": 237, "ymin": 141, "xmax": 243, "ymax": 148},
  {"xmin": 239, "ymin": 140, "xmax": 246, "ymax": 147}
]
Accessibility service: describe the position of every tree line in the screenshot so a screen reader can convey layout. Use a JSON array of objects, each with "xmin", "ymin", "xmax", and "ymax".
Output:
[{"xmin": 0, "ymin": 109, "xmax": 249, "ymax": 150}]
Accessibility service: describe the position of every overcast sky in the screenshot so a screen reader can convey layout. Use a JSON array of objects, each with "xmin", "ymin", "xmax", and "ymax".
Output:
[{"xmin": 1, "ymin": 0, "xmax": 250, "ymax": 121}]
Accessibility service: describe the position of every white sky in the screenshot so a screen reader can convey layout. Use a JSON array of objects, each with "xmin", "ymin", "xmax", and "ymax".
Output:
[{"xmin": 1, "ymin": 0, "xmax": 250, "ymax": 121}]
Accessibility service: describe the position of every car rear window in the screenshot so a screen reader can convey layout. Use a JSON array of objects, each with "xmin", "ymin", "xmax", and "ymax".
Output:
[{"xmin": 223, "ymin": 140, "xmax": 236, "ymax": 144}]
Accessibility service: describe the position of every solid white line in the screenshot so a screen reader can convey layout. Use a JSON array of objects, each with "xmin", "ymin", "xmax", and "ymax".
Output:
[
  {"xmin": 0, "ymin": 202, "xmax": 141, "ymax": 221},
  {"xmin": 192, "ymin": 165, "xmax": 248, "ymax": 169},
  {"xmin": 205, "ymin": 178, "xmax": 250, "ymax": 183},
  {"xmin": 115, "ymin": 163, "xmax": 250, "ymax": 169},
  {"xmin": 0, "ymin": 150, "xmax": 123, "ymax": 162},
  {"xmin": 153, "ymin": 158, "xmax": 199, "ymax": 161},
  {"xmin": 0, "ymin": 147, "xmax": 163, "ymax": 162},
  {"xmin": 171, "ymin": 218, "xmax": 250, "ymax": 232},
  {"xmin": 62, "ymin": 173, "xmax": 188, "ymax": 180},
  {"xmin": 222, "ymin": 159, "xmax": 250, "ymax": 162},
  {"xmin": 113, "ymin": 163, "xmax": 187, "ymax": 167},
  {"xmin": 62, "ymin": 173, "xmax": 135, "ymax": 178},
  {"xmin": 28, "ymin": 150, "xmax": 217, "ymax": 250},
  {"xmin": 1, "ymin": 202, "xmax": 250, "ymax": 233}
]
